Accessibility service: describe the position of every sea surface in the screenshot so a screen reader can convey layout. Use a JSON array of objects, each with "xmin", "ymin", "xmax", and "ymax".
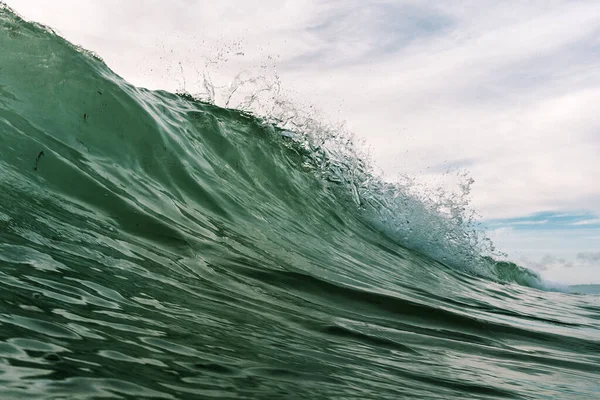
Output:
[{"xmin": 1, "ymin": 5, "xmax": 599, "ymax": 399}]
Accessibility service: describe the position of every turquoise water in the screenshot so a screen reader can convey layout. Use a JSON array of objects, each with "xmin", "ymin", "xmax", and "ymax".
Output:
[{"xmin": 1, "ymin": 5, "xmax": 599, "ymax": 399}]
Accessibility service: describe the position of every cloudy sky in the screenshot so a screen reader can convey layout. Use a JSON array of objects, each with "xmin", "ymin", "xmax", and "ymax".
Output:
[{"xmin": 8, "ymin": 0, "xmax": 600, "ymax": 284}]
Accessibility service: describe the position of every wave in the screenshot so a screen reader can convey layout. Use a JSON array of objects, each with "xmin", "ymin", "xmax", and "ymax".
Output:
[{"xmin": 0, "ymin": 2, "xmax": 541, "ymax": 289}]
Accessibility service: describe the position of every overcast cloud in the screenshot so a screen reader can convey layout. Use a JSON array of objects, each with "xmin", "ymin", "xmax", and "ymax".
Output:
[{"xmin": 7, "ymin": 0, "xmax": 600, "ymax": 284}]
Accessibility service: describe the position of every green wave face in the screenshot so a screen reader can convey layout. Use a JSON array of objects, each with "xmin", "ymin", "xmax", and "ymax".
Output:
[{"xmin": 1, "ymin": 5, "xmax": 599, "ymax": 399}]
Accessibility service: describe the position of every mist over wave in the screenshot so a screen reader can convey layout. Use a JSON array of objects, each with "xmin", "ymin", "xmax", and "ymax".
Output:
[{"xmin": 1, "ymin": 4, "xmax": 599, "ymax": 399}]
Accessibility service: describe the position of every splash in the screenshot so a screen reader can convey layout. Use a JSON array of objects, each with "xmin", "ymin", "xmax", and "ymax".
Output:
[{"xmin": 172, "ymin": 43, "xmax": 503, "ymax": 280}]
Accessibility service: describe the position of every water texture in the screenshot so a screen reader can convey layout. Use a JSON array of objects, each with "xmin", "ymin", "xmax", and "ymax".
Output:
[{"xmin": 0, "ymin": 5, "xmax": 599, "ymax": 399}]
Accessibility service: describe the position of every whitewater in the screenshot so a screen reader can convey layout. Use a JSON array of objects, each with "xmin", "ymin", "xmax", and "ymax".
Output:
[{"xmin": 0, "ymin": 4, "xmax": 599, "ymax": 399}]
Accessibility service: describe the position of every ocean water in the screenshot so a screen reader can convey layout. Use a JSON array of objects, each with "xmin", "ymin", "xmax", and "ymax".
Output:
[{"xmin": 1, "ymin": 5, "xmax": 599, "ymax": 399}]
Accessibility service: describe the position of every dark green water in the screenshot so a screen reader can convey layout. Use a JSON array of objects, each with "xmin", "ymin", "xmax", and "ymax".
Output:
[{"xmin": 1, "ymin": 5, "xmax": 599, "ymax": 399}]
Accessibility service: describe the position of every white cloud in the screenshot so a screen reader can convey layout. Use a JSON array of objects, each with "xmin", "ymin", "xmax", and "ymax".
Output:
[
  {"xmin": 508, "ymin": 219, "xmax": 549, "ymax": 226},
  {"xmin": 519, "ymin": 255, "xmax": 574, "ymax": 272},
  {"xmin": 572, "ymin": 219, "xmax": 600, "ymax": 226},
  {"xmin": 577, "ymin": 252, "xmax": 600, "ymax": 263}
]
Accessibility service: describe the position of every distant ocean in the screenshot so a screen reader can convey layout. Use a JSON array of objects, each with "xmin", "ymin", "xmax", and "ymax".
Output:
[{"xmin": 1, "ymin": 5, "xmax": 599, "ymax": 399}]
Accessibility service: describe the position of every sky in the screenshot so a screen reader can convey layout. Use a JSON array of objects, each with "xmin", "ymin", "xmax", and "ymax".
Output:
[{"xmin": 7, "ymin": 0, "xmax": 600, "ymax": 284}]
